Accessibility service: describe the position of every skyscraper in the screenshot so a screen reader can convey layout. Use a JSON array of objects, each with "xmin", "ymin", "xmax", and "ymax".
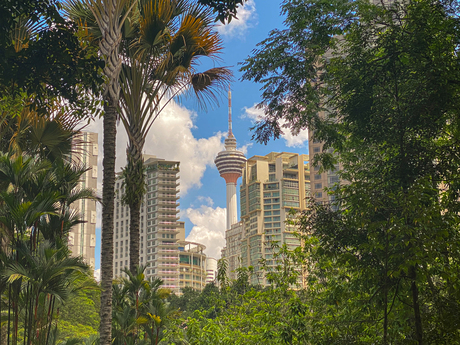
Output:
[
  {"xmin": 69, "ymin": 131, "xmax": 98, "ymax": 269},
  {"xmin": 113, "ymin": 156, "xmax": 181, "ymax": 294},
  {"xmin": 215, "ymin": 87, "xmax": 247, "ymax": 230},
  {"xmin": 239, "ymin": 152, "xmax": 310, "ymax": 285},
  {"xmin": 308, "ymin": 129, "xmax": 341, "ymax": 210}
]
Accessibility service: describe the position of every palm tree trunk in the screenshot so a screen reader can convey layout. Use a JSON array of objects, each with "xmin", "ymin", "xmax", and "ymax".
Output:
[
  {"xmin": 100, "ymin": 100, "xmax": 117, "ymax": 345},
  {"xmin": 125, "ymin": 137, "xmax": 145, "ymax": 274},
  {"xmin": 128, "ymin": 197, "xmax": 141, "ymax": 273}
]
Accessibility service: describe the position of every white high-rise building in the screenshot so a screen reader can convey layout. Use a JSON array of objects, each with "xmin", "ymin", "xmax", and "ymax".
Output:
[
  {"xmin": 222, "ymin": 221, "xmax": 243, "ymax": 281},
  {"xmin": 205, "ymin": 257, "xmax": 218, "ymax": 284},
  {"xmin": 113, "ymin": 156, "xmax": 181, "ymax": 294},
  {"xmin": 69, "ymin": 131, "xmax": 98, "ymax": 269},
  {"xmin": 215, "ymin": 87, "xmax": 247, "ymax": 230}
]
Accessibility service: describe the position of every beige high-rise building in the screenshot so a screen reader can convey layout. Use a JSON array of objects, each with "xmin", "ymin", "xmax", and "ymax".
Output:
[
  {"xmin": 178, "ymin": 240, "xmax": 207, "ymax": 292},
  {"xmin": 175, "ymin": 223, "xmax": 208, "ymax": 292},
  {"xmin": 308, "ymin": 130, "xmax": 341, "ymax": 210},
  {"xmin": 113, "ymin": 156, "xmax": 181, "ymax": 294},
  {"xmin": 239, "ymin": 152, "xmax": 310, "ymax": 285},
  {"xmin": 69, "ymin": 131, "xmax": 98, "ymax": 269}
]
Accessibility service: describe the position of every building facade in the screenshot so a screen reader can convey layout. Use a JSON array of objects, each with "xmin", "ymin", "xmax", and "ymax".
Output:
[
  {"xmin": 205, "ymin": 257, "xmax": 218, "ymax": 284},
  {"xmin": 308, "ymin": 129, "xmax": 341, "ymax": 210},
  {"xmin": 178, "ymin": 241, "xmax": 207, "ymax": 291},
  {"xmin": 113, "ymin": 156, "xmax": 181, "ymax": 294},
  {"xmin": 222, "ymin": 221, "xmax": 243, "ymax": 281},
  {"xmin": 69, "ymin": 131, "xmax": 98, "ymax": 269},
  {"xmin": 239, "ymin": 152, "xmax": 310, "ymax": 285}
]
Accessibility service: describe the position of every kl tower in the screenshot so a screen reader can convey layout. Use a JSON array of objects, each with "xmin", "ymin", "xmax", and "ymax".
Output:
[{"xmin": 215, "ymin": 87, "xmax": 247, "ymax": 230}]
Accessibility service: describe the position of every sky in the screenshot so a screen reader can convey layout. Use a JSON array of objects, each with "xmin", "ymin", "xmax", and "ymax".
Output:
[{"xmin": 88, "ymin": 0, "xmax": 311, "ymax": 271}]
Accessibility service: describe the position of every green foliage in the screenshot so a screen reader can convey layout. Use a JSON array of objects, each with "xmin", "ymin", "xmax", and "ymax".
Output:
[
  {"xmin": 168, "ymin": 284, "xmax": 222, "ymax": 319},
  {"xmin": 111, "ymin": 266, "xmax": 174, "ymax": 345},
  {"xmin": 57, "ymin": 285, "xmax": 101, "ymax": 341},
  {"xmin": 0, "ymin": 132, "xmax": 99, "ymax": 345},
  {"xmin": 242, "ymin": 0, "xmax": 460, "ymax": 343},
  {"xmin": 55, "ymin": 321, "xmax": 98, "ymax": 342},
  {"xmin": 198, "ymin": 0, "xmax": 246, "ymax": 24},
  {"xmin": 0, "ymin": 0, "xmax": 104, "ymax": 111}
]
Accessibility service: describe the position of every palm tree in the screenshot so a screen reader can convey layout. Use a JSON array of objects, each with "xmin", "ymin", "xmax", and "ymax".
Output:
[
  {"xmin": 111, "ymin": 265, "xmax": 167, "ymax": 345},
  {"xmin": 0, "ymin": 153, "xmax": 99, "ymax": 345},
  {"xmin": 118, "ymin": 0, "xmax": 231, "ymax": 273},
  {"xmin": 0, "ymin": 102, "xmax": 85, "ymax": 161},
  {"xmin": 4, "ymin": 241, "xmax": 90, "ymax": 345},
  {"xmin": 64, "ymin": 1, "xmax": 134, "ymax": 343}
]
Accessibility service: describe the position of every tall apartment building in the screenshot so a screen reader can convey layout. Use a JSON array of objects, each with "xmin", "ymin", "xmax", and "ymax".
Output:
[
  {"xmin": 222, "ymin": 221, "xmax": 243, "ymax": 281},
  {"xmin": 69, "ymin": 131, "xmax": 98, "ymax": 269},
  {"xmin": 239, "ymin": 152, "xmax": 310, "ymax": 285},
  {"xmin": 308, "ymin": 130, "xmax": 341, "ymax": 209},
  {"xmin": 113, "ymin": 156, "xmax": 181, "ymax": 294}
]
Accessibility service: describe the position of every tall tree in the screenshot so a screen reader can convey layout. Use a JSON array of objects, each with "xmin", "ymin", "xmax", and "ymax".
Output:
[
  {"xmin": 241, "ymin": 0, "xmax": 460, "ymax": 343},
  {"xmin": 0, "ymin": 0, "xmax": 103, "ymax": 113},
  {"xmin": 118, "ymin": 0, "xmax": 231, "ymax": 273},
  {"xmin": 78, "ymin": 0, "xmax": 132, "ymax": 343}
]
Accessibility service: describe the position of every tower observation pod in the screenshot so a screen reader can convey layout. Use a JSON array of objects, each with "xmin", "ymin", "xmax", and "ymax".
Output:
[{"xmin": 215, "ymin": 87, "xmax": 247, "ymax": 230}]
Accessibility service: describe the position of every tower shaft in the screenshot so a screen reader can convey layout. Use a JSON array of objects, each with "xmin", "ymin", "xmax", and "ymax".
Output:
[{"xmin": 226, "ymin": 182, "xmax": 237, "ymax": 230}]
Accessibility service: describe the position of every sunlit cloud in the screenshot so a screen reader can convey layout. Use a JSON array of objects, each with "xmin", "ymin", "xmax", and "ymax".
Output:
[
  {"xmin": 215, "ymin": 0, "xmax": 258, "ymax": 39},
  {"xmin": 185, "ymin": 199, "xmax": 226, "ymax": 259},
  {"xmin": 241, "ymin": 103, "xmax": 309, "ymax": 147}
]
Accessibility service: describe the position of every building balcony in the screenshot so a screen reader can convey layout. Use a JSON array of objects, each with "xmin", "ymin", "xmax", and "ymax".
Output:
[
  {"xmin": 157, "ymin": 214, "xmax": 180, "ymax": 220},
  {"xmin": 154, "ymin": 200, "xmax": 180, "ymax": 207},
  {"xmin": 157, "ymin": 179, "xmax": 180, "ymax": 186},
  {"xmin": 157, "ymin": 242, "xmax": 179, "ymax": 247},
  {"xmin": 156, "ymin": 256, "xmax": 179, "ymax": 261},
  {"xmin": 157, "ymin": 249, "xmax": 179, "ymax": 254},
  {"xmin": 158, "ymin": 207, "xmax": 180, "ymax": 213},
  {"xmin": 157, "ymin": 263, "xmax": 178, "ymax": 267},
  {"xmin": 157, "ymin": 173, "xmax": 179, "ymax": 180},
  {"xmin": 157, "ymin": 270, "xmax": 178, "ymax": 275},
  {"xmin": 157, "ymin": 194, "xmax": 180, "ymax": 200},
  {"xmin": 156, "ymin": 227, "xmax": 180, "ymax": 233},
  {"xmin": 157, "ymin": 186, "xmax": 178, "ymax": 192},
  {"xmin": 158, "ymin": 221, "xmax": 177, "ymax": 226}
]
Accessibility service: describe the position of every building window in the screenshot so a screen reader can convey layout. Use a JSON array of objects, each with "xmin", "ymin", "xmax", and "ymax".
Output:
[
  {"xmin": 329, "ymin": 176, "xmax": 340, "ymax": 184},
  {"xmin": 314, "ymin": 183, "xmax": 322, "ymax": 189},
  {"xmin": 314, "ymin": 174, "xmax": 322, "ymax": 180}
]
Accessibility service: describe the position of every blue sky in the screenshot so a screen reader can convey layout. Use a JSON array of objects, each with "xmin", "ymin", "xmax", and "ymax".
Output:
[{"xmin": 92, "ymin": 0, "xmax": 310, "ymax": 270}]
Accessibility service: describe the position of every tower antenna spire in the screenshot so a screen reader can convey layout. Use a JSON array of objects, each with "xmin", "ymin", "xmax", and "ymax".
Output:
[{"xmin": 228, "ymin": 85, "xmax": 233, "ymax": 136}]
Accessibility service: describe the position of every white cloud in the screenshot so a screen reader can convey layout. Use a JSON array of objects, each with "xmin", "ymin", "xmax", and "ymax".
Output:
[
  {"xmin": 215, "ymin": 0, "xmax": 258, "ymax": 39},
  {"xmin": 241, "ymin": 104, "xmax": 309, "ymax": 147},
  {"xmin": 85, "ymin": 99, "xmax": 226, "ymax": 229},
  {"xmin": 185, "ymin": 201, "xmax": 226, "ymax": 260},
  {"xmin": 93, "ymin": 268, "xmax": 100, "ymax": 282}
]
